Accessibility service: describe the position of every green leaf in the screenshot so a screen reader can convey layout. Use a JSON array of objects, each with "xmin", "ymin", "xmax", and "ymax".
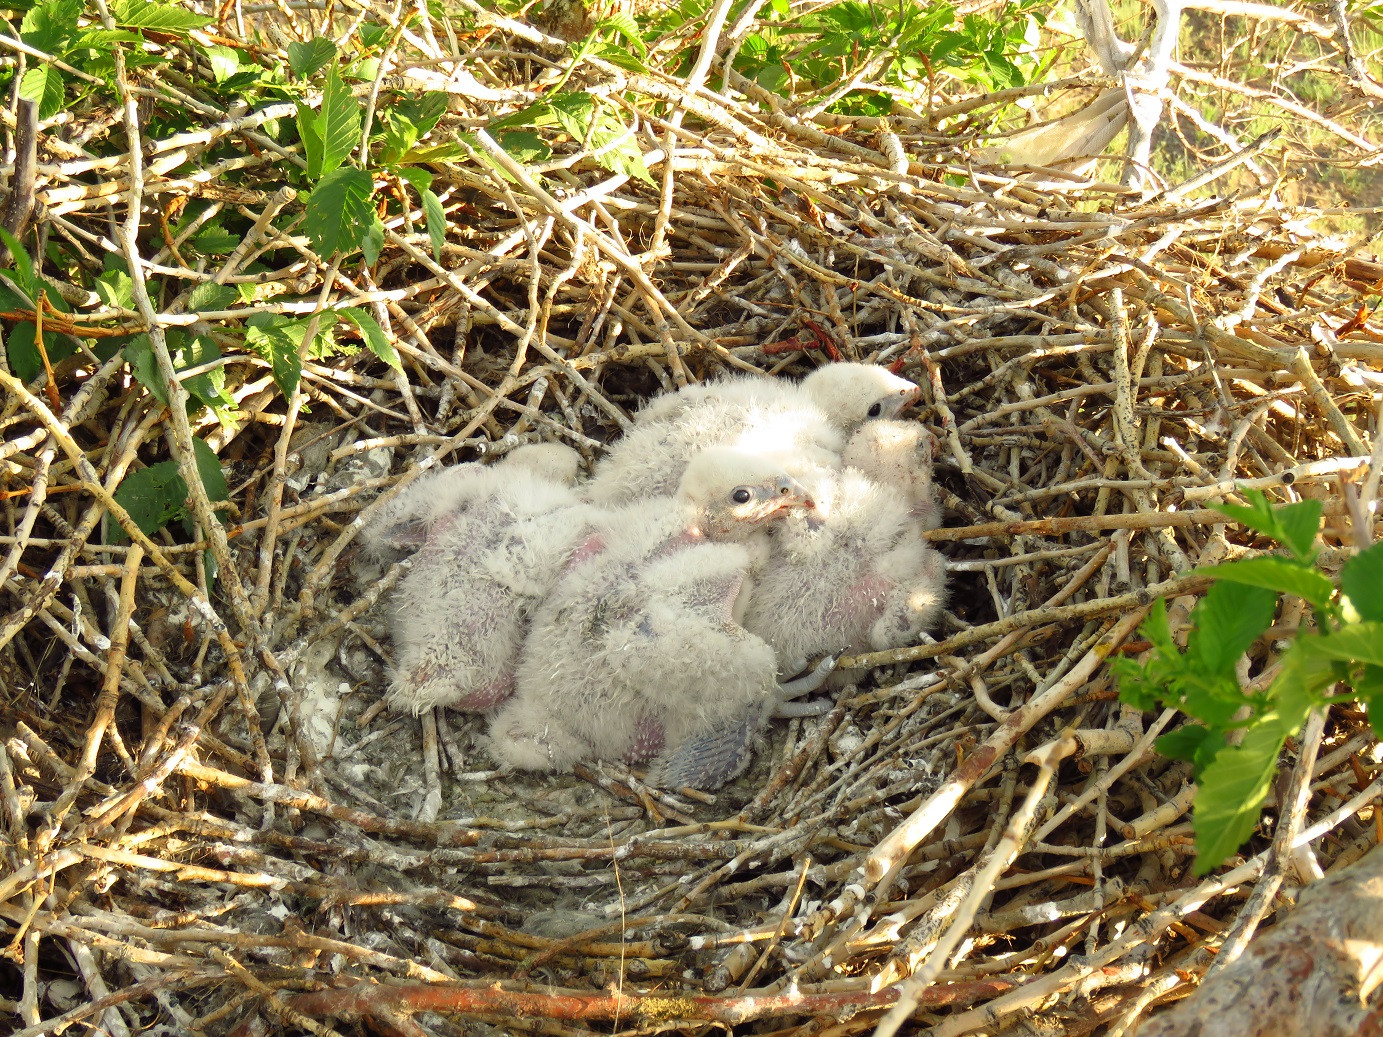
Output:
[
  {"xmin": 1357, "ymin": 664, "xmax": 1383, "ymax": 740},
  {"xmin": 1188, "ymin": 580, "xmax": 1277, "ymax": 677},
  {"xmin": 178, "ymin": 334, "xmax": 231, "ymax": 412},
  {"xmin": 288, "ymin": 37, "xmax": 336, "ymax": 79},
  {"xmin": 6, "ymin": 321, "xmax": 41, "ymax": 382},
  {"xmin": 304, "ymin": 167, "xmax": 376, "ymax": 256},
  {"xmin": 245, "ymin": 318, "xmax": 302, "ymax": 398},
  {"xmin": 548, "ymin": 92, "xmax": 597, "ymax": 140},
  {"xmin": 193, "ymin": 225, "xmax": 239, "ymax": 256},
  {"xmin": 1342, "ymin": 542, "xmax": 1383, "ymax": 622},
  {"xmin": 21, "ymin": 0, "xmax": 82, "ymax": 52},
  {"xmin": 1214, "ymin": 488, "xmax": 1282, "ymax": 541},
  {"xmin": 421, "ymin": 187, "xmax": 446, "ymax": 261},
  {"xmin": 1190, "ymin": 721, "xmax": 1285, "ymax": 874},
  {"xmin": 361, "ymin": 214, "xmax": 384, "ymax": 266},
  {"xmin": 1301, "ymin": 623, "xmax": 1383, "ymax": 668},
  {"xmin": 19, "ymin": 65, "xmax": 64, "ymax": 119},
  {"xmin": 0, "ymin": 227, "xmax": 39, "ymax": 300},
  {"xmin": 597, "ymin": 129, "xmax": 654, "ymax": 183},
  {"xmin": 394, "ymin": 91, "xmax": 448, "ymax": 137},
  {"xmin": 94, "ymin": 267, "xmax": 134, "ymax": 309},
  {"xmin": 190, "ymin": 435, "xmax": 229, "ymax": 502},
  {"xmin": 296, "ymin": 100, "xmax": 325, "ymax": 178},
  {"xmin": 1276, "ymin": 499, "xmax": 1323, "ymax": 562},
  {"xmin": 1141, "ymin": 596, "xmax": 1173, "ymax": 649},
  {"xmin": 316, "ymin": 65, "xmax": 360, "ymax": 177},
  {"xmin": 1155, "ymin": 724, "xmax": 1225, "ymax": 771},
  {"xmin": 111, "ymin": 460, "xmax": 186, "ymax": 542},
  {"xmin": 203, "ymin": 44, "xmax": 239, "ymax": 84},
  {"xmin": 1198, "ymin": 557, "xmax": 1334, "ymax": 609},
  {"xmin": 109, "ymin": 0, "xmax": 212, "ymax": 32},
  {"xmin": 185, "ymin": 282, "xmax": 238, "ymax": 312},
  {"xmin": 358, "ymin": 23, "xmax": 389, "ymax": 49},
  {"xmin": 395, "ymin": 166, "xmax": 432, "ymax": 193},
  {"xmin": 338, "ymin": 307, "xmax": 400, "ymax": 372},
  {"xmin": 498, "ymin": 130, "xmax": 551, "ymax": 164},
  {"xmin": 122, "ymin": 334, "xmax": 165, "ymax": 404}
]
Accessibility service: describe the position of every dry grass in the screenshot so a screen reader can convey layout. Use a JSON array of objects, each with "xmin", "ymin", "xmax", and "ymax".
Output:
[{"xmin": 2, "ymin": 3, "xmax": 1382, "ymax": 1035}]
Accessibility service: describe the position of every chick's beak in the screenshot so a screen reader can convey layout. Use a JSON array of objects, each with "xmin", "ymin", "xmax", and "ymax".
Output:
[
  {"xmin": 768, "ymin": 476, "xmax": 815, "ymax": 518},
  {"xmin": 892, "ymin": 385, "xmax": 923, "ymax": 417}
]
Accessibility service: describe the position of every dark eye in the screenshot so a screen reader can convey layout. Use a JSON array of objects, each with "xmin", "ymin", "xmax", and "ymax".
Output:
[
  {"xmin": 867, "ymin": 402, "xmax": 883, "ymax": 418},
  {"xmin": 731, "ymin": 488, "xmax": 752, "ymax": 504}
]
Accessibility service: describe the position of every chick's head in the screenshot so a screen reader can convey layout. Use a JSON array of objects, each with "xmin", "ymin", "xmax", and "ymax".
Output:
[
  {"xmin": 678, "ymin": 447, "xmax": 815, "ymax": 540},
  {"xmin": 801, "ymin": 362, "xmax": 921, "ymax": 430}
]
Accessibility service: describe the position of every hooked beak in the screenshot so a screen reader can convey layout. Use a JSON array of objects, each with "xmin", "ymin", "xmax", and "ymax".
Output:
[
  {"xmin": 892, "ymin": 385, "xmax": 924, "ymax": 417},
  {"xmin": 747, "ymin": 477, "xmax": 815, "ymax": 524}
]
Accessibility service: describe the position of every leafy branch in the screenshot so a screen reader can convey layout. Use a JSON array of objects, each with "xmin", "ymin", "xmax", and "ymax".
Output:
[{"xmin": 1116, "ymin": 488, "xmax": 1383, "ymax": 873}]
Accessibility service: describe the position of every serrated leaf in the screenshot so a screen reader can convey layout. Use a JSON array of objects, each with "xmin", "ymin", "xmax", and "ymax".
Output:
[
  {"xmin": 304, "ymin": 167, "xmax": 376, "ymax": 256},
  {"xmin": 395, "ymin": 92, "xmax": 447, "ymax": 136},
  {"xmin": 1156, "ymin": 724, "xmax": 1225, "ymax": 772},
  {"xmin": 94, "ymin": 268, "xmax": 133, "ymax": 309},
  {"xmin": 122, "ymin": 334, "xmax": 165, "ymax": 404},
  {"xmin": 190, "ymin": 435, "xmax": 229, "ymax": 502},
  {"xmin": 361, "ymin": 214, "xmax": 384, "ymax": 265},
  {"xmin": 1301, "ymin": 623, "xmax": 1383, "ymax": 668},
  {"xmin": 246, "ymin": 319, "xmax": 302, "ymax": 398},
  {"xmin": 396, "ymin": 166, "xmax": 432, "ymax": 193},
  {"xmin": 1357, "ymin": 664, "xmax": 1383, "ymax": 740},
  {"xmin": 596, "ymin": 130, "xmax": 653, "ymax": 184},
  {"xmin": 6, "ymin": 321, "xmax": 41, "ymax": 382},
  {"xmin": 422, "ymin": 187, "xmax": 446, "ymax": 261},
  {"xmin": 0, "ymin": 227, "xmax": 39, "ymax": 299},
  {"xmin": 548, "ymin": 92, "xmax": 596, "ymax": 141},
  {"xmin": 178, "ymin": 334, "xmax": 230, "ymax": 412},
  {"xmin": 1214, "ymin": 488, "xmax": 1281, "ymax": 540},
  {"xmin": 185, "ymin": 282, "xmax": 238, "ymax": 312},
  {"xmin": 1190, "ymin": 721, "xmax": 1285, "ymax": 874},
  {"xmin": 1198, "ymin": 557, "xmax": 1334, "ymax": 609},
  {"xmin": 1141, "ymin": 597, "xmax": 1173, "ymax": 650},
  {"xmin": 21, "ymin": 0, "xmax": 82, "ymax": 52},
  {"xmin": 316, "ymin": 65, "xmax": 360, "ymax": 177},
  {"xmin": 400, "ymin": 142, "xmax": 466, "ymax": 163},
  {"xmin": 498, "ymin": 130, "xmax": 551, "ymax": 164},
  {"xmin": 1276, "ymin": 499, "xmax": 1322, "ymax": 562},
  {"xmin": 109, "ymin": 0, "xmax": 212, "ymax": 32},
  {"xmin": 1342, "ymin": 542, "xmax": 1383, "ymax": 622},
  {"xmin": 193, "ymin": 225, "xmax": 239, "ymax": 255},
  {"xmin": 19, "ymin": 65, "xmax": 64, "ymax": 119},
  {"xmin": 288, "ymin": 37, "xmax": 336, "ymax": 79},
  {"xmin": 203, "ymin": 43, "xmax": 239, "ymax": 84},
  {"xmin": 111, "ymin": 460, "xmax": 186, "ymax": 542},
  {"xmin": 339, "ymin": 306, "xmax": 401, "ymax": 372},
  {"xmin": 1188, "ymin": 580, "xmax": 1277, "ymax": 677},
  {"xmin": 296, "ymin": 99, "xmax": 325, "ymax": 176}
]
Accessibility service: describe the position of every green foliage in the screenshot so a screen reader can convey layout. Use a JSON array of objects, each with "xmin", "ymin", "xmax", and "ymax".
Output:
[
  {"xmin": 1115, "ymin": 488, "xmax": 1383, "ymax": 874},
  {"xmin": 110, "ymin": 437, "xmax": 229, "ymax": 544},
  {"xmin": 713, "ymin": 0, "xmax": 1046, "ymax": 114}
]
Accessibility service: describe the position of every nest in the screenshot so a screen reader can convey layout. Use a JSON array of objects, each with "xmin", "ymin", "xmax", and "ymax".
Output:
[{"xmin": 2, "ymin": 5, "xmax": 1382, "ymax": 1035}]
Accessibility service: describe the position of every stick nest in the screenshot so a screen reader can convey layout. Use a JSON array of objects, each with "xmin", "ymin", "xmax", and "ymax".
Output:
[{"xmin": 2, "ymin": 9, "xmax": 1381, "ymax": 1036}]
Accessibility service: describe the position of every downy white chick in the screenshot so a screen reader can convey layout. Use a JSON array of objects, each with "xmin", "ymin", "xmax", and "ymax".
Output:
[
  {"xmin": 381, "ymin": 446, "xmax": 596, "ymax": 715},
  {"xmin": 840, "ymin": 419, "xmax": 942, "ymax": 530},
  {"xmin": 361, "ymin": 443, "xmax": 581, "ymax": 556},
  {"xmin": 487, "ymin": 449, "xmax": 816, "ymax": 783},
  {"xmin": 583, "ymin": 363, "xmax": 921, "ymax": 505},
  {"xmin": 742, "ymin": 420, "xmax": 948, "ymax": 678}
]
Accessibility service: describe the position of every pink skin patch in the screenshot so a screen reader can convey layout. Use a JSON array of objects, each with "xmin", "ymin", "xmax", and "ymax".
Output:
[
  {"xmin": 565, "ymin": 532, "xmax": 607, "ymax": 569},
  {"xmin": 825, "ymin": 573, "xmax": 893, "ymax": 633},
  {"xmin": 455, "ymin": 672, "xmax": 516, "ymax": 712},
  {"xmin": 624, "ymin": 715, "xmax": 666, "ymax": 763}
]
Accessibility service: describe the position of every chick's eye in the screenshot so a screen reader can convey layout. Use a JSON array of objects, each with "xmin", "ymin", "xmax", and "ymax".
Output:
[
  {"xmin": 731, "ymin": 487, "xmax": 753, "ymax": 504},
  {"xmin": 867, "ymin": 402, "xmax": 883, "ymax": 418}
]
